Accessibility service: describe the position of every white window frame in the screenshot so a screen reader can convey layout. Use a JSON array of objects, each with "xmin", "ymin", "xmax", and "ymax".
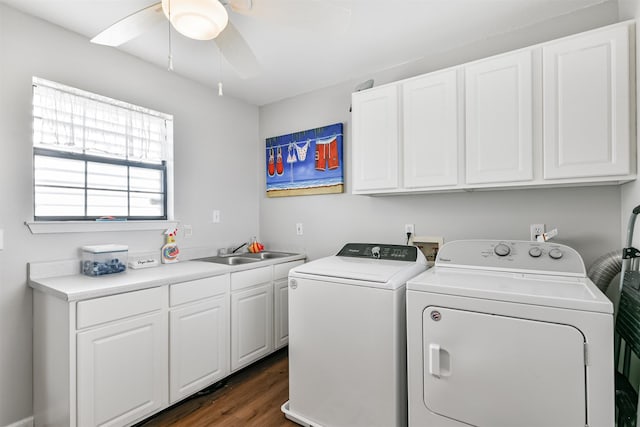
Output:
[{"xmin": 26, "ymin": 77, "xmax": 176, "ymax": 234}]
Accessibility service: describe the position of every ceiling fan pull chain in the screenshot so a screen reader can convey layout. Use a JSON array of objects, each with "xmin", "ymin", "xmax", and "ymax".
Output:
[
  {"xmin": 217, "ymin": 45, "xmax": 223, "ymax": 96},
  {"xmin": 167, "ymin": 0, "xmax": 174, "ymax": 71}
]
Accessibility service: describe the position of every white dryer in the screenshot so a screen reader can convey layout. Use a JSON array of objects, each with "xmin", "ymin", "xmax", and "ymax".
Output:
[
  {"xmin": 406, "ymin": 240, "xmax": 614, "ymax": 427},
  {"xmin": 282, "ymin": 243, "xmax": 427, "ymax": 427}
]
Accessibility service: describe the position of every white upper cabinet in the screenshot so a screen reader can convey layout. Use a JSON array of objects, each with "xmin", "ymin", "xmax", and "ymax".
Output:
[
  {"xmin": 543, "ymin": 24, "xmax": 631, "ymax": 179},
  {"xmin": 402, "ymin": 69, "xmax": 460, "ymax": 188},
  {"xmin": 352, "ymin": 85, "xmax": 399, "ymax": 192},
  {"xmin": 465, "ymin": 50, "xmax": 534, "ymax": 184},
  {"xmin": 350, "ymin": 21, "xmax": 634, "ymax": 195}
]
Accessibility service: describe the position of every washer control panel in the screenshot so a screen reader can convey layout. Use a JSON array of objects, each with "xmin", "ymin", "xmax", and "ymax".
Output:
[
  {"xmin": 337, "ymin": 243, "xmax": 419, "ymax": 261},
  {"xmin": 436, "ymin": 240, "xmax": 586, "ymax": 276}
]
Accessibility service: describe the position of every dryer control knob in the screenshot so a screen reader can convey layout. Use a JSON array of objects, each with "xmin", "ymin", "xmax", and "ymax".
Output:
[
  {"xmin": 494, "ymin": 243, "xmax": 511, "ymax": 257},
  {"xmin": 549, "ymin": 248, "xmax": 564, "ymax": 260},
  {"xmin": 528, "ymin": 247, "xmax": 542, "ymax": 258}
]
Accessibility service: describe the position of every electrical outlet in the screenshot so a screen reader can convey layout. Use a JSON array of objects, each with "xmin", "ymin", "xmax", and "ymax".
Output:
[
  {"xmin": 405, "ymin": 224, "xmax": 415, "ymax": 234},
  {"xmin": 212, "ymin": 210, "xmax": 220, "ymax": 223},
  {"xmin": 296, "ymin": 223, "xmax": 303, "ymax": 236},
  {"xmin": 530, "ymin": 223, "xmax": 545, "ymax": 241}
]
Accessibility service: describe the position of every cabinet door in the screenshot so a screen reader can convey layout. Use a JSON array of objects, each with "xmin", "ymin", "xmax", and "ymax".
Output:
[
  {"xmin": 543, "ymin": 25, "xmax": 630, "ymax": 179},
  {"xmin": 274, "ymin": 278, "xmax": 289, "ymax": 349},
  {"xmin": 231, "ymin": 283, "xmax": 273, "ymax": 371},
  {"xmin": 402, "ymin": 69, "xmax": 460, "ymax": 188},
  {"xmin": 77, "ymin": 312, "xmax": 167, "ymax": 427},
  {"xmin": 169, "ymin": 295, "xmax": 229, "ymax": 403},
  {"xmin": 465, "ymin": 50, "xmax": 534, "ymax": 184},
  {"xmin": 351, "ymin": 85, "xmax": 399, "ymax": 192}
]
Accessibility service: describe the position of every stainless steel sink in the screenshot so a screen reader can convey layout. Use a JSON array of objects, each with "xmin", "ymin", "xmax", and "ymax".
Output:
[
  {"xmin": 196, "ymin": 255, "xmax": 260, "ymax": 265},
  {"xmin": 196, "ymin": 251, "xmax": 297, "ymax": 265},
  {"xmin": 245, "ymin": 251, "xmax": 297, "ymax": 260}
]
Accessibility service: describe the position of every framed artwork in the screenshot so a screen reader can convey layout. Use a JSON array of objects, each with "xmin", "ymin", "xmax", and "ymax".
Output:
[{"xmin": 266, "ymin": 122, "xmax": 344, "ymax": 197}]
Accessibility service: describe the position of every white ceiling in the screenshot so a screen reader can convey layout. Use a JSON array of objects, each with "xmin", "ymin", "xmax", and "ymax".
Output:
[{"xmin": 2, "ymin": 0, "xmax": 611, "ymax": 105}]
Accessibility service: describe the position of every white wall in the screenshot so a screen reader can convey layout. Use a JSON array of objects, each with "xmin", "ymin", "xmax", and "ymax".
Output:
[
  {"xmin": 0, "ymin": 4, "xmax": 259, "ymax": 425},
  {"xmin": 258, "ymin": 1, "xmax": 624, "ymax": 265}
]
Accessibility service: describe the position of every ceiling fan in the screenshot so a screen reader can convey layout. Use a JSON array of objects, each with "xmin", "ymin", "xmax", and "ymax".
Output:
[{"xmin": 91, "ymin": 0, "xmax": 351, "ymax": 79}]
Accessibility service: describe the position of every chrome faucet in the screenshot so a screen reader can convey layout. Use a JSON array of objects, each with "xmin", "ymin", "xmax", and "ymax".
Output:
[{"xmin": 232, "ymin": 242, "xmax": 247, "ymax": 253}]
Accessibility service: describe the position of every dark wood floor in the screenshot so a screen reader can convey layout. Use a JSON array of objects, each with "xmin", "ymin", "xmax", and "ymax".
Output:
[{"xmin": 138, "ymin": 348, "xmax": 298, "ymax": 426}]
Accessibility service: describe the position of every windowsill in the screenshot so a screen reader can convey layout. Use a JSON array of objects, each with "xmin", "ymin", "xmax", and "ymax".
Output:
[{"xmin": 25, "ymin": 220, "xmax": 180, "ymax": 234}]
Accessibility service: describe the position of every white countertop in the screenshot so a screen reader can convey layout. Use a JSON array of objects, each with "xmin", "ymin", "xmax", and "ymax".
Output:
[{"xmin": 29, "ymin": 254, "xmax": 305, "ymax": 302}]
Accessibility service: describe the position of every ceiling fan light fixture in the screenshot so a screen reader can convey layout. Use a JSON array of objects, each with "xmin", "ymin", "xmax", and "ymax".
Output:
[{"xmin": 162, "ymin": 0, "xmax": 229, "ymax": 40}]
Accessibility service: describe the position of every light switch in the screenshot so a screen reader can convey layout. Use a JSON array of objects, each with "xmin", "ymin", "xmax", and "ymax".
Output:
[
  {"xmin": 213, "ymin": 210, "xmax": 221, "ymax": 223},
  {"xmin": 0, "ymin": 229, "xmax": 4, "ymax": 250}
]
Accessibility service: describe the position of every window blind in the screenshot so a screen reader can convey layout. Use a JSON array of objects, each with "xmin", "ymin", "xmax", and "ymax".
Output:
[{"xmin": 32, "ymin": 77, "xmax": 173, "ymax": 220}]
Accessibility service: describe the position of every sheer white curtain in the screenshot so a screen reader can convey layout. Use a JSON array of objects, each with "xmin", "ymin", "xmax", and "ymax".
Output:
[{"xmin": 32, "ymin": 77, "xmax": 172, "ymax": 163}]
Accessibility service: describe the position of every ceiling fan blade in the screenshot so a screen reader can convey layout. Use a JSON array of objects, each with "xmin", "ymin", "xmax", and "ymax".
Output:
[
  {"xmin": 91, "ymin": 2, "xmax": 164, "ymax": 46},
  {"xmin": 215, "ymin": 21, "xmax": 261, "ymax": 79},
  {"xmin": 229, "ymin": 0, "xmax": 351, "ymax": 34}
]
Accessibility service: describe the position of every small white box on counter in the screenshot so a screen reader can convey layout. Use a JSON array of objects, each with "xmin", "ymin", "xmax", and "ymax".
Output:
[
  {"xmin": 128, "ymin": 258, "xmax": 159, "ymax": 269},
  {"xmin": 81, "ymin": 244, "xmax": 128, "ymax": 276}
]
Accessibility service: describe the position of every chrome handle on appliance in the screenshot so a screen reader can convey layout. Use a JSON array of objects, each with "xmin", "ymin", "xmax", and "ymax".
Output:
[{"xmin": 429, "ymin": 343, "xmax": 441, "ymax": 378}]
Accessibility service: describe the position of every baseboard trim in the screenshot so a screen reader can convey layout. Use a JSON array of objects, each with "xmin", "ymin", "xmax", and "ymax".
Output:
[{"xmin": 4, "ymin": 416, "xmax": 34, "ymax": 427}]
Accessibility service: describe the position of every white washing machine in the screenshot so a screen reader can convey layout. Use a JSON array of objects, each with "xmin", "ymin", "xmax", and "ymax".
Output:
[
  {"xmin": 282, "ymin": 243, "xmax": 428, "ymax": 427},
  {"xmin": 406, "ymin": 240, "xmax": 614, "ymax": 427}
]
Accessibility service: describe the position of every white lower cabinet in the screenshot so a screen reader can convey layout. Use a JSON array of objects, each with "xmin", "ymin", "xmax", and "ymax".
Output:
[
  {"xmin": 274, "ymin": 279, "xmax": 289, "ymax": 349},
  {"xmin": 231, "ymin": 282, "xmax": 274, "ymax": 371},
  {"xmin": 273, "ymin": 260, "xmax": 304, "ymax": 349},
  {"xmin": 169, "ymin": 275, "xmax": 230, "ymax": 403},
  {"xmin": 33, "ymin": 286, "xmax": 169, "ymax": 427},
  {"xmin": 229, "ymin": 260, "xmax": 305, "ymax": 370},
  {"xmin": 33, "ymin": 258, "xmax": 304, "ymax": 427},
  {"xmin": 77, "ymin": 312, "xmax": 167, "ymax": 427}
]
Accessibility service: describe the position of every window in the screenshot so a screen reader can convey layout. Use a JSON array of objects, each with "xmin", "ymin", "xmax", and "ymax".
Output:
[{"xmin": 32, "ymin": 77, "xmax": 173, "ymax": 221}]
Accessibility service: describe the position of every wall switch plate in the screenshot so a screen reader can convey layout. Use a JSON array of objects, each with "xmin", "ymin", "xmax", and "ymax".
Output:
[
  {"xmin": 405, "ymin": 224, "xmax": 415, "ymax": 234},
  {"xmin": 183, "ymin": 225, "xmax": 193, "ymax": 238},
  {"xmin": 213, "ymin": 210, "xmax": 221, "ymax": 223},
  {"xmin": 296, "ymin": 223, "xmax": 303, "ymax": 236},
  {"xmin": 530, "ymin": 223, "xmax": 545, "ymax": 241}
]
